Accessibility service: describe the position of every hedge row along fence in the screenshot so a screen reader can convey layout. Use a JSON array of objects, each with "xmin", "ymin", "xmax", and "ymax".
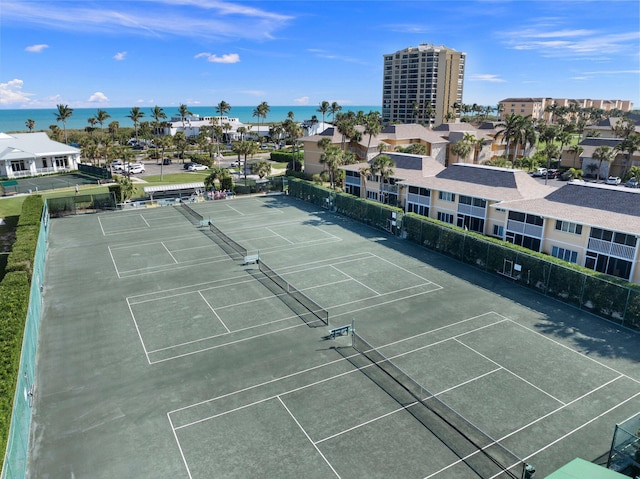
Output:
[
  {"xmin": 288, "ymin": 178, "xmax": 640, "ymax": 331},
  {"xmin": 47, "ymin": 192, "xmax": 117, "ymax": 217},
  {"xmin": 1, "ymin": 196, "xmax": 47, "ymax": 478}
]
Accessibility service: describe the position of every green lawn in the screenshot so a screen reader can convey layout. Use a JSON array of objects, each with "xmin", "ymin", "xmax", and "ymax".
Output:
[{"xmin": 0, "ymin": 185, "xmax": 110, "ymax": 219}]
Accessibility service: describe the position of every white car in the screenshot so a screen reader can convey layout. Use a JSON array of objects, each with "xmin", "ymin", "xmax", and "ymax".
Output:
[
  {"xmin": 126, "ymin": 163, "xmax": 145, "ymax": 174},
  {"xmin": 188, "ymin": 163, "xmax": 209, "ymax": 171},
  {"xmin": 111, "ymin": 160, "xmax": 124, "ymax": 171},
  {"xmin": 605, "ymin": 176, "xmax": 621, "ymax": 185}
]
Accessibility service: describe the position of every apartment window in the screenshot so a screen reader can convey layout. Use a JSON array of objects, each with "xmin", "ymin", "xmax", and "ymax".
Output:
[
  {"xmin": 493, "ymin": 225, "xmax": 504, "ymax": 237},
  {"xmin": 551, "ymin": 246, "xmax": 578, "ymax": 264},
  {"xmin": 437, "ymin": 212, "xmax": 454, "ymax": 224},
  {"xmin": 407, "ymin": 203, "xmax": 429, "ymax": 217},
  {"xmin": 505, "ymin": 232, "xmax": 541, "ymax": 252},
  {"xmin": 555, "ymin": 220, "xmax": 583, "ymax": 235},
  {"xmin": 439, "ymin": 191, "xmax": 455, "ymax": 202},
  {"xmin": 585, "ymin": 252, "xmax": 632, "ymax": 280},
  {"xmin": 459, "ymin": 195, "xmax": 487, "ymax": 208},
  {"xmin": 366, "ymin": 191, "xmax": 378, "ymax": 201},
  {"xmin": 457, "ymin": 215, "xmax": 484, "ymax": 233}
]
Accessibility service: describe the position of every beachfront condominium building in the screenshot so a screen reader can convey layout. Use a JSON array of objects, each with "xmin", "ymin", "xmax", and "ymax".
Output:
[{"xmin": 382, "ymin": 44, "xmax": 466, "ymax": 127}]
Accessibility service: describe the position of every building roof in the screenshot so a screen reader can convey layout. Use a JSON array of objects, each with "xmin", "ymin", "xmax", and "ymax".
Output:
[
  {"xmin": 432, "ymin": 122, "xmax": 477, "ymax": 132},
  {"xmin": 499, "ymin": 98, "xmax": 545, "ymax": 103},
  {"xmin": 398, "ymin": 163, "xmax": 553, "ymax": 202},
  {"xmin": 0, "ymin": 132, "xmax": 80, "ymax": 160},
  {"xmin": 379, "ymin": 124, "xmax": 448, "ymax": 144},
  {"xmin": 340, "ymin": 152, "xmax": 445, "ymax": 182},
  {"xmin": 496, "ymin": 181, "xmax": 640, "ymax": 235}
]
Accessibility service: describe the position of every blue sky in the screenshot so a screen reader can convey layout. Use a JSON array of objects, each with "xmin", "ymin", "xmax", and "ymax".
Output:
[{"xmin": 1, "ymin": 0, "xmax": 638, "ymax": 109}]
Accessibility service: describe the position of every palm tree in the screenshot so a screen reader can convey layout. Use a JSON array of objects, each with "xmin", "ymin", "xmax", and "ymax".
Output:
[
  {"xmin": 251, "ymin": 160, "xmax": 272, "ymax": 179},
  {"xmin": 178, "ymin": 103, "xmax": 192, "ymax": 135},
  {"xmin": 95, "ymin": 109, "xmax": 111, "ymax": 142},
  {"xmin": 25, "ymin": 119, "xmax": 35, "ymax": 132},
  {"xmin": 126, "ymin": 107, "xmax": 144, "ymax": 145},
  {"xmin": 150, "ymin": 105, "xmax": 167, "ymax": 144},
  {"xmin": 567, "ymin": 144, "xmax": 584, "ymax": 169},
  {"xmin": 319, "ymin": 144, "xmax": 344, "ymax": 189},
  {"xmin": 450, "ymin": 138, "xmax": 472, "ymax": 163},
  {"xmin": 494, "ymin": 113, "xmax": 524, "ymax": 162},
  {"xmin": 543, "ymin": 143, "xmax": 561, "ymax": 184},
  {"xmin": 108, "ymin": 121, "xmax": 119, "ymax": 142},
  {"xmin": 215, "ymin": 101, "xmax": 231, "ymax": 133},
  {"xmin": 87, "ymin": 117, "xmax": 98, "ymax": 137},
  {"xmin": 54, "ymin": 104, "xmax": 73, "ymax": 143},
  {"xmin": 364, "ymin": 112, "xmax": 382, "ymax": 161},
  {"xmin": 288, "ymin": 123, "xmax": 303, "ymax": 171},
  {"xmin": 173, "ymin": 131, "xmax": 188, "ymax": 162},
  {"xmin": 615, "ymin": 134, "xmax": 640, "ymax": 179},
  {"xmin": 329, "ymin": 101, "xmax": 342, "ymax": 122},
  {"xmin": 317, "ymin": 101, "xmax": 330, "ymax": 126},
  {"xmin": 253, "ymin": 101, "xmax": 270, "ymax": 143},
  {"xmin": 592, "ymin": 145, "xmax": 616, "ymax": 180},
  {"xmin": 371, "ymin": 154, "xmax": 395, "ymax": 203}
]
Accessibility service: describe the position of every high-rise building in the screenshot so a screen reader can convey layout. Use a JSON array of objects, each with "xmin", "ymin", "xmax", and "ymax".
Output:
[{"xmin": 382, "ymin": 44, "xmax": 465, "ymax": 127}]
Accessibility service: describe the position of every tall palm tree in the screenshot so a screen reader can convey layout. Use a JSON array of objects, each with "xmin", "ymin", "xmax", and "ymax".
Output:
[
  {"xmin": 329, "ymin": 101, "xmax": 342, "ymax": 122},
  {"xmin": 371, "ymin": 154, "xmax": 395, "ymax": 203},
  {"xmin": 95, "ymin": 109, "xmax": 111, "ymax": 142},
  {"xmin": 364, "ymin": 112, "xmax": 382, "ymax": 161},
  {"xmin": 567, "ymin": 144, "xmax": 584, "ymax": 169},
  {"xmin": 127, "ymin": 107, "xmax": 145, "ymax": 143},
  {"xmin": 592, "ymin": 145, "xmax": 616, "ymax": 180},
  {"xmin": 108, "ymin": 121, "xmax": 119, "ymax": 143},
  {"xmin": 319, "ymin": 144, "xmax": 344, "ymax": 189},
  {"xmin": 615, "ymin": 133, "xmax": 640, "ymax": 179},
  {"xmin": 495, "ymin": 113, "xmax": 524, "ymax": 162},
  {"xmin": 54, "ymin": 104, "xmax": 73, "ymax": 143},
  {"xmin": 450, "ymin": 138, "xmax": 472, "ymax": 163},
  {"xmin": 178, "ymin": 103, "xmax": 192, "ymax": 135},
  {"xmin": 25, "ymin": 119, "xmax": 35, "ymax": 132},
  {"xmin": 253, "ymin": 101, "xmax": 270, "ymax": 143},
  {"xmin": 87, "ymin": 117, "xmax": 98, "ymax": 137},
  {"xmin": 150, "ymin": 105, "xmax": 167, "ymax": 143},
  {"xmin": 317, "ymin": 101, "xmax": 330, "ymax": 126},
  {"xmin": 215, "ymin": 101, "xmax": 231, "ymax": 132}
]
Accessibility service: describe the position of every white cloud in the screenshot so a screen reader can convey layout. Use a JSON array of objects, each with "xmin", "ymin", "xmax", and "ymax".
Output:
[
  {"xmin": 468, "ymin": 74, "xmax": 506, "ymax": 83},
  {"xmin": 0, "ymin": 79, "xmax": 33, "ymax": 105},
  {"xmin": 294, "ymin": 96, "xmax": 309, "ymax": 105},
  {"xmin": 114, "ymin": 51, "xmax": 127, "ymax": 61},
  {"xmin": 25, "ymin": 44, "xmax": 49, "ymax": 53},
  {"xmin": 87, "ymin": 91, "xmax": 109, "ymax": 103},
  {"xmin": 195, "ymin": 52, "xmax": 240, "ymax": 64}
]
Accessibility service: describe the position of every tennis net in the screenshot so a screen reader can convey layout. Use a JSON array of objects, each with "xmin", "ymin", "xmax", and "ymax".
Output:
[
  {"xmin": 349, "ymin": 331, "xmax": 526, "ymax": 479},
  {"xmin": 258, "ymin": 260, "xmax": 329, "ymax": 327},
  {"xmin": 178, "ymin": 202, "xmax": 203, "ymax": 224},
  {"xmin": 207, "ymin": 222, "xmax": 247, "ymax": 258}
]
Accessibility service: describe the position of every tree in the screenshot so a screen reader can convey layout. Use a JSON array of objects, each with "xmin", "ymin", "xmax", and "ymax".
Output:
[
  {"xmin": 371, "ymin": 154, "xmax": 395, "ymax": 203},
  {"xmin": 542, "ymin": 143, "xmax": 561, "ymax": 184},
  {"xmin": 86, "ymin": 117, "xmax": 97, "ymax": 137},
  {"xmin": 25, "ymin": 119, "xmax": 35, "ymax": 132},
  {"xmin": 215, "ymin": 101, "xmax": 231, "ymax": 144},
  {"xmin": 592, "ymin": 145, "xmax": 616, "ymax": 180},
  {"xmin": 317, "ymin": 101, "xmax": 330, "ymax": 125},
  {"xmin": 567, "ymin": 144, "xmax": 584, "ymax": 169},
  {"xmin": 54, "ymin": 104, "xmax": 73, "ymax": 143},
  {"xmin": 494, "ymin": 113, "xmax": 522, "ymax": 162},
  {"xmin": 615, "ymin": 134, "xmax": 640, "ymax": 179},
  {"xmin": 127, "ymin": 107, "xmax": 145, "ymax": 143},
  {"xmin": 319, "ymin": 144, "xmax": 344, "ymax": 189},
  {"xmin": 251, "ymin": 160, "xmax": 272, "ymax": 179},
  {"xmin": 115, "ymin": 175, "xmax": 135, "ymax": 202},
  {"xmin": 329, "ymin": 101, "xmax": 342, "ymax": 122},
  {"xmin": 363, "ymin": 111, "xmax": 382, "ymax": 161},
  {"xmin": 205, "ymin": 166, "xmax": 232, "ymax": 191},
  {"xmin": 95, "ymin": 109, "xmax": 111, "ymax": 142},
  {"xmin": 178, "ymin": 103, "xmax": 192, "ymax": 134},
  {"xmin": 253, "ymin": 101, "xmax": 270, "ymax": 143},
  {"xmin": 450, "ymin": 138, "xmax": 472, "ymax": 162},
  {"xmin": 108, "ymin": 121, "xmax": 119, "ymax": 142},
  {"xmin": 150, "ymin": 105, "xmax": 166, "ymax": 143},
  {"xmin": 173, "ymin": 131, "xmax": 188, "ymax": 162},
  {"xmin": 232, "ymin": 140, "xmax": 258, "ymax": 180}
]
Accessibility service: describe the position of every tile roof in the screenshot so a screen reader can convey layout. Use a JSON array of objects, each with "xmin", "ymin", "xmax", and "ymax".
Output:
[
  {"xmin": 0, "ymin": 132, "xmax": 80, "ymax": 159},
  {"xmin": 497, "ymin": 182, "xmax": 640, "ymax": 235}
]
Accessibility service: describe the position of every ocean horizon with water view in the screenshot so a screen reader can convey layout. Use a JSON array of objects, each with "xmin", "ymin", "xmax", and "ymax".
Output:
[{"xmin": 0, "ymin": 105, "xmax": 381, "ymax": 134}]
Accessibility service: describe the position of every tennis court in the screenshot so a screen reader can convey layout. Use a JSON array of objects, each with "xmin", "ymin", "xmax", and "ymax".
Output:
[
  {"xmin": 2, "ymin": 172, "xmax": 102, "ymax": 194},
  {"xmin": 30, "ymin": 194, "xmax": 640, "ymax": 478}
]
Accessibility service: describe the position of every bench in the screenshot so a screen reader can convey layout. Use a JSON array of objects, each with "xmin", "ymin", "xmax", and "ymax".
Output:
[
  {"xmin": 329, "ymin": 325, "xmax": 351, "ymax": 339},
  {"xmin": 244, "ymin": 254, "xmax": 260, "ymax": 265}
]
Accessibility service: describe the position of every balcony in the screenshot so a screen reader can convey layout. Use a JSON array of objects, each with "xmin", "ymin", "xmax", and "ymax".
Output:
[{"xmin": 587, "ymin": 237, "xmax": 636, "ymax": 260}]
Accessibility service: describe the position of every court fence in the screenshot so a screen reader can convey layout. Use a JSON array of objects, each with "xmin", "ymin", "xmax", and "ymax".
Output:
[
  {"xmin": 47, "ymin": 192, "xmax": 117, "ymax": 217},
  {"xmin": 1, "ymin": 200, "xmax": 49, "ymax": 479},
  {"xmin": 606, "ymin": 412, "xmax": 640, "ymax": 475},
  {"xmin": 77, "ymin": 163, "xmax": 112, "ymax": 180},
  {"xmin": 288, "ymin": 178, "xmax": 403, "ymax": 235},
  {"xmin": 342, "ymin": 329, "xmax": 527, "ymax": 479},
  {"xmin": 403, "ymin": 213, "xmax": 640, "ymax": 332}
]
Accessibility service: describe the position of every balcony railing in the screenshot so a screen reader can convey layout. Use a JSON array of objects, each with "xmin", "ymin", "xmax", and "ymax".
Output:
[
  {"xmin": 587, "ymin": 237, "xmax": 636, "ymax": 260},
  {"xmin": 506, "ymin": 219, "xmax": 543, "ymax": 238},
  {"xmin": 407, "ymin": 192, "xmax": 430, "ymax": 206},
  {"xmin": 458, "ymin": 203, "xmax": 487, "ymax": 219},
  {"xmin": 8, "ymin": 167, "xmax": 70, "ymax": 178}
]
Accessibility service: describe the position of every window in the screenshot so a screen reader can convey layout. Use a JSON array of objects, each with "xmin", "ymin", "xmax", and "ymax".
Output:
[
  {"xmin": 614, "ymin": 232, "xmax": 637, "ymax": 247},
  {"xmin": 551, "ymin": 246, "xmax": 578, "ymax": 263},
  {"xmin": 408, "ymin": 186, "xmax": 430, "ymax": 197},
  {"xmin": 585, "ymin": 252, "xmax": 632, "ymax": 280},
  {"xmin": 457, "ymin": 214, "xmax": 484, "ymax": 233},
  {"xmin": 493, "ymin": 225, "xmax": 504, "ymax": 237},
  {"xmin": 366, "ymin": 191, "xmax": 378, "ymax": 201},
  {"xmin": 437, "ymin": 212, "xmax": 453, "ymax": 224},
  {"xmin": 590, "ymin": 228, "xmax": 613, "ymax": 242},
  {"xmin": 508, "ymin": 211, "xmax": 525, "ymax": 222},
  {"xmin": 555, "ymin": 220, "xmax": 583, "ymax": 235},
  {"xmin": 505, "ymin": 232, "xmax": 541, "ymax": 252},
  {"xmin": 439, "ymin": 191, "xmax": 455, "ymax": 202},
  {"xmin": 407, "ymin": 203, "xmax": 429, "ymax": 217}
]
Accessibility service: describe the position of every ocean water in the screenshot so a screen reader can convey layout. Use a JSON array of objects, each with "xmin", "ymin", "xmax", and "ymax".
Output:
[{"xmin": 0, "ymin": 105, "xmax": 380, "ymax": 133}]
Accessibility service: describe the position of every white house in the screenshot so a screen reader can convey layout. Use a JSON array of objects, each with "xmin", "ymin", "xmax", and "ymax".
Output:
[{"xmin": 0, "ymin": 132, "xmax": 81, "ymax": 179}]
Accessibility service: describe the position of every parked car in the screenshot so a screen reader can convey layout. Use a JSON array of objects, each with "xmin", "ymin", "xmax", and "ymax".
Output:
[
  {"xmin": 126, "ymin": 163, "xmax": 145, "ymax": 174},
  {"xmin": 132, "ymin": 144, "xmax": 145, "ymax": 150},
  {"xmin": 162, "ymin": 158, "xmax": 172, "ymax": 165},
  {"xmin": 547, "ymin": 169, "xmax": 560, "ymax": 179},
  {"xmin": 605, "ymin": 176, "xmax": 621, "ymax": 185},
  {"xmin": 187, "ymin": 163, "xmax": 208, "ymax": 171},
  {"xmin": 624, "ymin": 178, "xmax": 639, "ymax": 188},
  {"xmin": 184, "ymin": 162, "xmax": 196, "ymax": 170},
  {"xmin": 531, "ymin": 168, "xmax": 547, "ymax": 177},
  {"xmin": 110, "ymin": 160, "xmax": 124, "ymax": 171}
]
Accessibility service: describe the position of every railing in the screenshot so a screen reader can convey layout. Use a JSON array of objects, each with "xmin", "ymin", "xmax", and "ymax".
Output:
[
  {"xmin": 9, "ymin": 168, "xmax": 71, "ymax": 179},
  {"xmin": 587, "ymin": 237, "xmax": 636, "ymax": 260},
  {"xmin": 407, "ymin": 193, "xmax": 430, "ymax": 206},
  {"xmin": 458, "ymin": 203, "xmax": 486, "ymax": 219}
]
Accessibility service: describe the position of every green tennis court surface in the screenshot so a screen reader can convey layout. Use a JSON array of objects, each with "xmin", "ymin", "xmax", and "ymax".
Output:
[
  {"xmin": 30, "ymin": 195, "xmax": 640, "ymax": 478},
  {"xmin": 2, "ymin": 172, "xmax": 101, "ymax": 194}
]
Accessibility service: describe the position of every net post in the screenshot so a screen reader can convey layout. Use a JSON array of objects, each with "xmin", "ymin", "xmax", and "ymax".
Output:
[{"xmin": 350, "ymin": 319, "xmax": 355, "ymax": 348}]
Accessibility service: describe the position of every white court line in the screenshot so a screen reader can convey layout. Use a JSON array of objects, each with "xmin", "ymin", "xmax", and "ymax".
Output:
[
  {"xmin": 139, "ymin": 214, "xmax": 150, "ymax": 227},
  {"xmin": 161, "ymin": 242, "xmax": 179, "ymax": 264},
  {"xmin": 266, "ymin": 227, "xmax": 294, "ymax": 244},
  {"xmin": 331, "ymin": 264, "xmax": 380, "ymax": 295},
  {"xmin": 224, "ymin": 203, "xmax": 245, "ymax": 215},
  {"xmin": 109, "ymin": 233, "xmax": 209, "ymax": 250},
  {"xmin": 277, "ymin": 397, "xmax": 341, "ymax": 478},
  {"xmin": 127, "ymin": 297, "xmax": 151, "ymax": 364},
  {"xmin": 150, "ymin": 322, "xmax": 307, "ymax": 365},
  {"xmin": 107, "ymin": 246, "xmax": 121, "ymax": 278},
  {"xmin": 118, "ymin": 256, "xmax": 231, "ymax": 279},
  {"xmin": 129, "ymin": 277, "xmax": 258, "ymax": 305},
  {"xmin": 97, "ymin": 216, "xmax": 106, "ymax": 236},
  {"xmin": 454, "ymin": 338, "xmax": 565, "ymax": 405},
  {"xmin": 199, "ymin": 291, "xmax": 230, "ymax": 333},
  {"xmin": 369, "ymin": 252, "xmax": 436, "ymax": 283},
  {"xmin": 167, "ymin": 413, "xmax": 194, "ymax": 479}
]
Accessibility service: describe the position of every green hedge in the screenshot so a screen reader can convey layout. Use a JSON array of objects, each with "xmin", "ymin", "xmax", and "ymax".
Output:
[{"xmin": 0, "ymin": 197, "xmax": 43, "ymax": 469}]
